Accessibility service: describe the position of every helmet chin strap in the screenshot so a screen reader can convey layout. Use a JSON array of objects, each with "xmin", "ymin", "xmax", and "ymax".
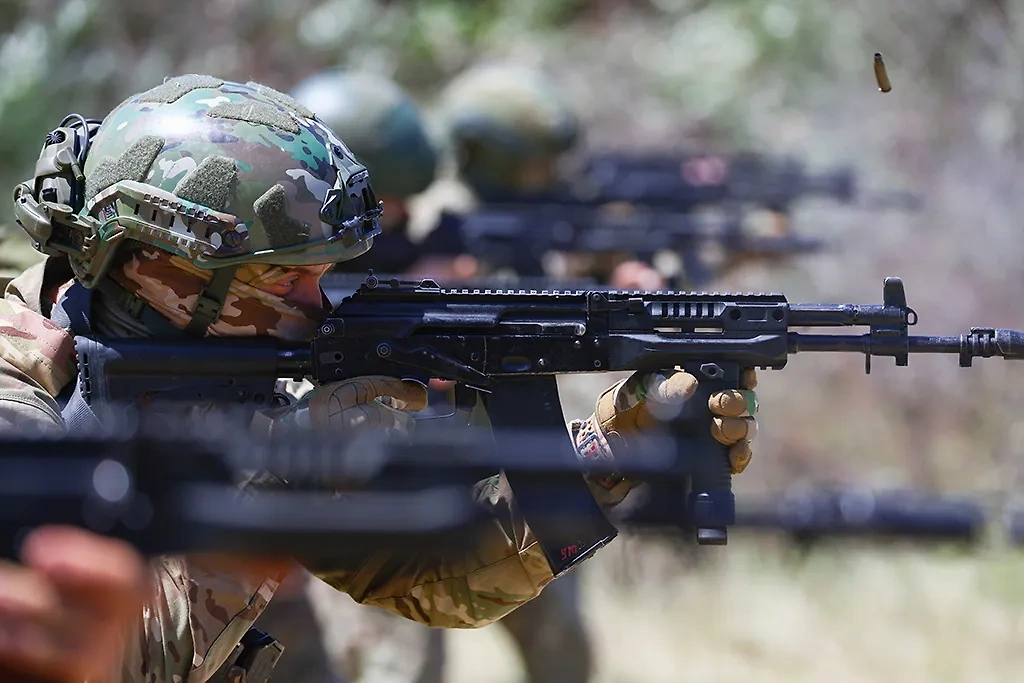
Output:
[{"xmin": 184, "ymin": 265, "xmax": 238, "ymax": 335}]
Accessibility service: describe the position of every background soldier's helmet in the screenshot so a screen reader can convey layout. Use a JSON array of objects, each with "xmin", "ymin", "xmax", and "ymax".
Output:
[
  {"xmin": 13, "ymin": 74, "xmax": 382, "ymax": 289},
  {"xmin": 290, "ymin": 70, "xmax": 438, "ymax": 200},
  {"xmin": 438, "ymin": 63, "xmax": 581, "ymax": 192}
]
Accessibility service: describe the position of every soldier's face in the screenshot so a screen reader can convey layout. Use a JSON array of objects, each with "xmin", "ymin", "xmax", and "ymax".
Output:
[
  {"xmin": 513, "ymin": 157, "xmax": 559, "ymax": 193},
  {"xmin": 250, "ymin": 264, "xmax": 332, "ymax": 310}
]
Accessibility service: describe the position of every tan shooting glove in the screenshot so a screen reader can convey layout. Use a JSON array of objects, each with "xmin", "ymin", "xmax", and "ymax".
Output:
[
  {"xmin": 306, "ymin": 376, "xmax": 428, "ymax": 439},
  {"xmin": 572, "ymin": 368, "xmax": 758, "ymax": 506}
]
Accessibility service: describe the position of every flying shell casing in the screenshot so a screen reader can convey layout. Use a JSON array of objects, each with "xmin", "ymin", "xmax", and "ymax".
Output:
[{"xmin": 874, "ymin": 53, "xmax": 892, "ymax": 93}]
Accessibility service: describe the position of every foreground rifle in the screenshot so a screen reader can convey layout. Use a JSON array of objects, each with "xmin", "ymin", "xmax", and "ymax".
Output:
[
  {"xmin": 0, "ymin": 427, "xmax": 678, "ymax": 562},
  {"xmin": 0, "ymin": 430, "xmax": 482, "ymax": 561},
  {"xmin": 73, "ymin": 275, "xmax": 1024, "ymax": 575},
  {"xmin": 735, "ymin": 486, "xmax": 985, "ymax": 547}
]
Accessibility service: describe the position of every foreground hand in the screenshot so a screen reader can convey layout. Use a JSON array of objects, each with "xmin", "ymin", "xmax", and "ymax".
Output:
[
  {"xmin": 0, "ymin": 526, "xmax": 149, "ymax": 683},
  {"xmin": 307, "ymin": 375, "xmax": 428, "ymax": 439},
  {"xmin": 572, "ymin": 368, "xmax": 758, "ymax": 505}
]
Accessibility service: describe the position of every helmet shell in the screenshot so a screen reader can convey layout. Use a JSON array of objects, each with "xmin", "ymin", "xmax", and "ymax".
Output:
[
  {"xmin": 439, "ymin": 64, "xmax": 580, "ymax": 191},
  {"xmin": 81, "ymin": 74, "xmax": 380, "ymax": 272},
  {"xmin": 291, "ymin": 70, "xmax": 438, "ymax": 199}
]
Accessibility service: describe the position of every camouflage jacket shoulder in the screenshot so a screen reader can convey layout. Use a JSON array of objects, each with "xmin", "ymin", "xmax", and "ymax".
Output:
[{"xmin": 0, "ymin": 260, "xmax": 76, "ymax": 430}]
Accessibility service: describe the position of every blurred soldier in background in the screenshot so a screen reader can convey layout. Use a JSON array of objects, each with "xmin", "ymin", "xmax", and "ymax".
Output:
[
  {"xmin": 289, "ymin": 70, "xmax": 469, "ymax": 280},
  {"xmin": 410, "ymin": 62, "xmax": 665, "ymax": 290}
]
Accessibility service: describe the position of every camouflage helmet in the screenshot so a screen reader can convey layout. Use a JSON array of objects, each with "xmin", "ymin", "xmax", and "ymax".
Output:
[
  {"xmin": 13, "ymin": 74, "xmax": 382, "ymax": 290},
  {"xmin": 438, "ymin": 63, "xmax": 581, "ymax": 192},
  {"xmin": 290, "ymin": 70, "xmax": 438, "ymax": 199}
]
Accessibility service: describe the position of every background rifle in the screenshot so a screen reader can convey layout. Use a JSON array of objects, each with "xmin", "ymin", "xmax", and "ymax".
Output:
[
  {"xmin": 576, "ymin": 151, "xmax": 920, "ymax": 212},
  {"xmin": 450, "ymin": 202, "xmax": 826, "ymax": 285},
  {"xmin": 425, "ymin": 151, "xmax": 918, "ymax": 285},
  {"xmin": 69, "ymin": 275, "xmax": 1024, "ymax": 575}
]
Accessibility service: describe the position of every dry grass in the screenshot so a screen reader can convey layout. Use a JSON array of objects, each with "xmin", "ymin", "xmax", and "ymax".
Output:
[{"xmin": 448, "ymin": 541, "xmax": 1024, "ymax": 683}]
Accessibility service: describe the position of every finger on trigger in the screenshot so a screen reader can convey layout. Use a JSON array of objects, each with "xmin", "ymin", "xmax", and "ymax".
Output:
[
  {"xmin": 740, "ymin": 368, "xmax": 758, "ymax": 390},
  {"xmin": 729, "ymin": 441, "xmax": 753, "ymax": 474},
  {"xmin": 634, "ymin": 371, "xmax": 698, "ymax": 426},
  {"xmin": 710, "ymin": 416, "xmax": 756, "ymax": 445},
  {"xmin": 708, "ymin": 389, "xmax": 757, "ymax": 417},
  {"xmin": 378, "ymin": 378, "xmax": 428, "ymax": 412}
]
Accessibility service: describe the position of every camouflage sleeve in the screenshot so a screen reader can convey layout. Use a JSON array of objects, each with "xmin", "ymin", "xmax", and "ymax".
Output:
[
  {"xmin": 116, "ymin": 557, "xmax": 282, "ymax": 683},
  {"xmin": 0, "ymin": 297, "xmax": 76, "ymax": 431},
  {"xmin": 312, "ymin": 473, "xmax": 555, "ymax": 630}
]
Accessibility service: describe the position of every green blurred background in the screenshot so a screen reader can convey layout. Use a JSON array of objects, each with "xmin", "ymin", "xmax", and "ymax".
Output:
[{"xmin": 5, "ymin": 0, "xmax": 1024, "ymax": 680}]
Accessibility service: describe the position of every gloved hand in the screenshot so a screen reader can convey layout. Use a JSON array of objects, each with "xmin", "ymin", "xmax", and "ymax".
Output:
[
  {"xmin": 305, "ymin": 376, "xmax": 428, "ymax": 440},
  {"xmin": 572, "ymin": 368, "xmax": 758, "ymax": 506}
]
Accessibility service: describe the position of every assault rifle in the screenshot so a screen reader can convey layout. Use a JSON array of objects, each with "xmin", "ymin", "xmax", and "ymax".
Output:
[
  {"xmin": 576, "ymin": 151, "xmax": 920, "ymax": 212},
  {"xmin": 71, "ymin": 275, "xmax": 1024, "ymax": 576},
  {"xmin": 0, "ymin": 426, "xmax": 676, "ymax": 563},
  {"xmin": 450, "ymin": 203, "xmax": 826, "ymax": 285},
  {"xmin": 440, "ymin": 152, "xmax": 916, "ymax": 283},
  {"xmin": 2, "ymin": 427, "xmax": 988, "ymax": 565},
  {"xmin": 734, "ymin": 486, "xmax": 986, "ymax": 547}
]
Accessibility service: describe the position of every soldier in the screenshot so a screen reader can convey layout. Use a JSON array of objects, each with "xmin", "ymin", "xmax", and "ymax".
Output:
[
  {"xmin": 410, "ymin": 62, "xmax": 665, "ymax": 290},
  {"xmin": 408, "ymin": 63, "xmax": 662, "ymax": 683},
  {"xmin": 0, "ymin": 74, "xmax": 758, "ymax": 683},
  {"xmin": 289, "ymin": 69, "xmax": 473, "ymax": 280}
]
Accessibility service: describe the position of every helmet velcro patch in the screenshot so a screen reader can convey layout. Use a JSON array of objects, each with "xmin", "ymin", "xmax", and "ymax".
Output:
[
  {"xmin": 207, "ymin": 101, "xmax": 300, "ymax": 134},
  {"xmin": 248, "ymin": 82, "xmax": 316, "ymax": 120},
  {"xmin": 173, "ymin": 155, "xmax": 239, "ymax": 213},
  {"xmin": 84, "ymin": 135, "xmax": 165, "ymax": 203},
  {"xmin": 254, "ymin": 184, "xmax": 310, "ymax": 248},
  {"xmin": 137, "ymin": 74, "xmax": 225, "ymax": 104}
]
